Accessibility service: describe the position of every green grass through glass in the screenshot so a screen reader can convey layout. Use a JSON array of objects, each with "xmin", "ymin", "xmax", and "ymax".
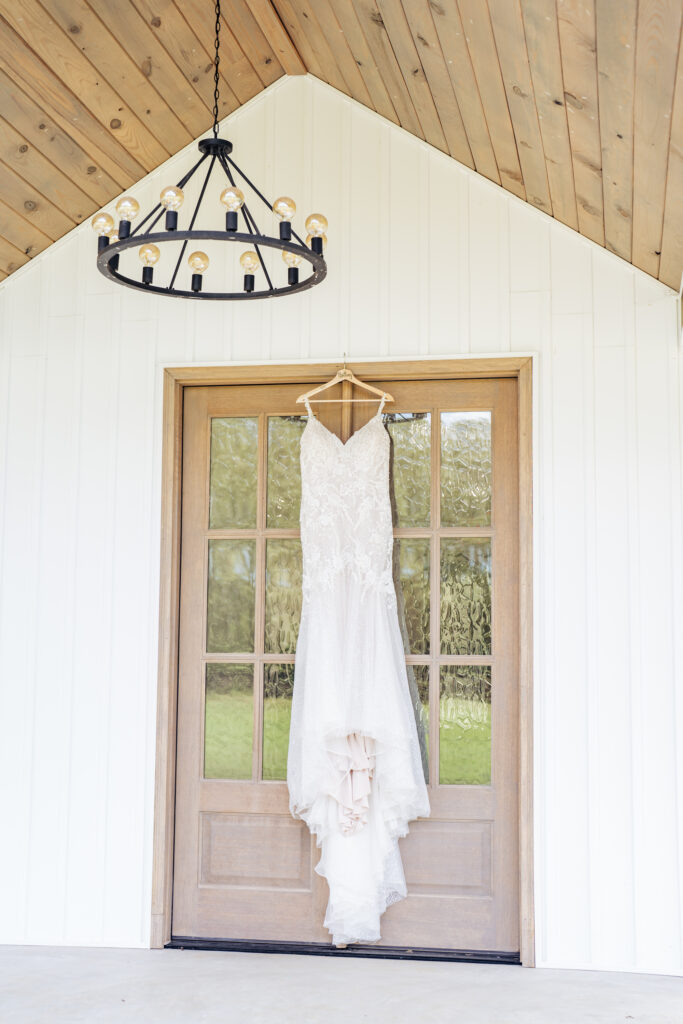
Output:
[
  {"xmin": 262, "ymin": 664, "xmax": 294, "ymax": 780},
  {"xmin": 207, "ymin": 539, "xmax": 256, "ymax": 653},
  {"xmin": 439, "ymin": 666, "xmax": 491, "ymax": 785},
  {"xmin": 204, "ymin": 663, "xmax": 253, "ymax": 779}
]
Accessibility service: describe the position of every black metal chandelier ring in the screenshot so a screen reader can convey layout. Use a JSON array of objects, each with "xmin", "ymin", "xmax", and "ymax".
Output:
[{"xmin": 96, "ymin": 230, "xmax": 326, "ymax": 301}]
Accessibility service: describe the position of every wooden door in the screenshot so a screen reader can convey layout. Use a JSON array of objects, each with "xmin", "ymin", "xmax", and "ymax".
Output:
[{"xmin": 172, "ymin": 375, "xmax": 519, "ymax": 954}]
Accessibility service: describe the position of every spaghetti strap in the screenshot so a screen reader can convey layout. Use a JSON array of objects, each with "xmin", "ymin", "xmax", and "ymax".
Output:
[
  {"xmin": 377, "ymin": 394, "xmax": 387, "ymax": 417},
  {"xmin": 304, "ymin": 397, "xmax": 314, "ymax": 418}
]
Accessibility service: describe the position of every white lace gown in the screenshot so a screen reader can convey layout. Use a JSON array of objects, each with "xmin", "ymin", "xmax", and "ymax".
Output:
[{"xmin": 287, "ymin": 397, "xmax": 431, "ymax": 947}]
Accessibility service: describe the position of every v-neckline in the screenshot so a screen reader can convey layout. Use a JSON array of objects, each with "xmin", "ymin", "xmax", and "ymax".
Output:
[{"xmin": 306, "ymin": 409, "xmax": 384, "ymax": 448}]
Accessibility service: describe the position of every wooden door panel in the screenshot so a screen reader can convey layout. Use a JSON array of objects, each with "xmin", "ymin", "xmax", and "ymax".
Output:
[
  {"xmin": 400, "ymin": 819, "xmax": 492, "ymax": 897},
  {"xmin": 172, "ymin": 374, "xmax": 519, "ymax": 953},
  {"xmin": 199, "ymin": 813, "xmax": 311, "ymax": 888}
]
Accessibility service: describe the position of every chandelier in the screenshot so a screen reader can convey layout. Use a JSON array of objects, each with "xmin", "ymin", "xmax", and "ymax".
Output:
[{"xmin": 90, "ymin": 0, "xmax": 327, "ymax": 301}]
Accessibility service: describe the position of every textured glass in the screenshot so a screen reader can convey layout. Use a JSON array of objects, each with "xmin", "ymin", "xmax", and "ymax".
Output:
[
  {"xmin": 440, "ymin": 539, "xmax": 492, "ymax": 655},
  {"xmin": 394, "ymin": 538, "xmax": 430, "ymax": 654},
  {"xmin": 209, "ymin": 417, "xmax": 258, "ymax": 528},
  {"xmin": 207, "ymin": 539, "xmax": 256, "ymax": 652},
  {"xmin": 439, "ymin": 666, "xmax": 491, "ymax": 784},
  {"xmin": 386, "ymin": 413, "xmax": 431, "ymax": 527},
  {"xmin": 264, "ymin": 539, "xmax": 303, "ymax": 654},
  {"xmin": 406, "ymin": 663, "xmax": 430, "ymax": 784},
  {"xmin": 262, "ymin": 663, "xmax": 295, "ymax": 780},
  {"xmin": 440, "ymin": 412, "xmax": 491, "ymax": 526},
  {"xmin": 267, "ymin": 415, "xmax": 307, "ymax": 527},
  {"xmin": 204, "ymin": 663, "xmax": 253, "ymax": 779}
]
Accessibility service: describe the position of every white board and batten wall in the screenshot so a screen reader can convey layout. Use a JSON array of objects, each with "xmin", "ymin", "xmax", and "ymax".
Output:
[{"xmin": 0, "ymin": 75, "xmax": 681, "ymax": 975}]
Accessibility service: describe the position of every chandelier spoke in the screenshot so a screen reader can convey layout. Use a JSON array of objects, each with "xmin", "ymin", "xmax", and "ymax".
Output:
[{"xmin": 168, "ymin": 155, "xmax": 217, "ymax": 292}]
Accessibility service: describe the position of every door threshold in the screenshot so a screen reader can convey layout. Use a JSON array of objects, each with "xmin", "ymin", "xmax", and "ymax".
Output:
[{"xmin": 166, "ymin": 936, "xmax": 521, "ymax": 964}]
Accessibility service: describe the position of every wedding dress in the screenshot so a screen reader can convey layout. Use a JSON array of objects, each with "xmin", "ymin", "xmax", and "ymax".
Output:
[{"xmin": 287, "ymin": 396, "xmax": 430, "ymax": 947}]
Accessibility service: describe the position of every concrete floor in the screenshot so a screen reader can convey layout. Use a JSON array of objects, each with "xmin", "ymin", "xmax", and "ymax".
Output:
[{"xmin": 0, "ymin": 946, "xmax": 681, "ymax": 1024}]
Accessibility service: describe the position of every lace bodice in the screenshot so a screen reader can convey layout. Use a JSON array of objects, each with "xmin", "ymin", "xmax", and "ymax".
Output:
[{"xmin": 300, "ymin": 397, "xmax": 395, "ymax": 603}]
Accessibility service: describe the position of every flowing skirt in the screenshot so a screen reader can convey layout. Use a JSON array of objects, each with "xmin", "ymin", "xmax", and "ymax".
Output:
[{"xmin": 287, "ymin": 578, "xmax": 430, "ymax": 946}]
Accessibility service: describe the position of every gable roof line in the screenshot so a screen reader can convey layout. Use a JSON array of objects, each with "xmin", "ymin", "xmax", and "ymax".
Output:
[{"xmin": 1, "ymin": 74, "xmax": 675, "ymax": 302}]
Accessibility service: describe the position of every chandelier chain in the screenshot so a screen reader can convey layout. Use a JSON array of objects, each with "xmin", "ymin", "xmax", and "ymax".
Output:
[{"xmin": 212, "ymin": 0, "xmax": 221, "ymax": 138}]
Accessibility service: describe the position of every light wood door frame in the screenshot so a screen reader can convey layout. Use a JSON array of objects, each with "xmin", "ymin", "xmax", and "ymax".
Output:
[{"xmin": 150, "ymin": 357, "xmax": 534, "ymax": 965}]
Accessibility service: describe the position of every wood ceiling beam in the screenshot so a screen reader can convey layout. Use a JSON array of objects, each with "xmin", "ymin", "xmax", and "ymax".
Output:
[
  {"xmin": 0, "ymin": 195, "xmax": 53, "ymax": 262},
  {"xmin": 487, "ymin": 0, "xmax": 551, "ymax": 215},
  {"xmin": 0, "ymin": 156, "xmax": 76, "ymax": 239},
  {"xmin": 0, "ymin": 0, "xmax": 680, "ymax": 291},
  {"xmin": 180, "ymin": 0, "xmax": 267, "ymax": 106},
  {"xmin": 85, "ymin": 0, "xmax": 213, "ymax": 137},
  {"xmin": 41, "ymin": 0, "xmax": 193, "ymax": 155},
  {"xmin": 0, "ymin": 67, "xmax": 119, "ymax": 206},
  {"xmin": 0, "ymin": 233, "xmax": 31, "ymax": 275},
  {"xmin": 349, "ymin": 0, "xmax": 424, "ymax": 140},
  {"xmin": 456, "ymin": 0, "xmax": 526, "ymax": 199},
  {"xmin": 296, "ymin": 0, "xmax": 374, "ymax": 108},
  {"xmin": 326, "ymin": 0, "xmax": 399, "ymax": 124},
  {"xmin": 0, "ymin": 1, "xmax": 169, "ymax": 171},
  {"xmin": 373, "ymin": 0, "xmax": 449, "ymax": 153},
  {"xmin": 126, "ymin": 0, "xmax": 240, "ymax": 124},
  {"xmin": 0, "ymin": 115, "xmax": 94, "ymax": 225},
  {"xmin": 632, "ymin": 0, "xmax": 682, "ymax": 279},
  {"xmin": 218, "ymin": 1, "xmax": 283, "ymax": 88},
  {"xmin": 274, "ymin": 0, "xmax": 347, "ymax": 93},
  {"xmin": 556, "ymin": 0, "xmax": 604, "ymax": 246},
  {"xmin": 428, "ymin": 0, "xmax": 500, "ymax": 184},
  {"xmin": 0, "ymin": 195, "xmax": 52, "ymax": 265},
  {"xmin": 399, "ymin": 0, "xmax": 474, "ymax": 168},
  {"xmin": 248, "ymin": 0, "xmax": 307, "ymax": 75},
  {"xmin": 658, "ymin": 18, "xmax": 683, "ymax": 291},
  {"xmin": 0, "ymin": 15, "xmax": 142, "ymax": 186},
  {"xmin": 284, "ymin": 0, "xmax": 361, "ymax": 98},
  {"xmin": 519, "ymin": 0, "xmax": 578, "ymax": 230},
  {"xmin": 595, "ymin": 0, "xmax": 637, "ymax": 263}
]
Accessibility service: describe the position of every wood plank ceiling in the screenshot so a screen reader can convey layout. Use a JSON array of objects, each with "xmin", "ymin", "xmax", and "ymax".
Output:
[{"xmin": 0, "ymin": 0, "xmax": 682, "ymax": 290}]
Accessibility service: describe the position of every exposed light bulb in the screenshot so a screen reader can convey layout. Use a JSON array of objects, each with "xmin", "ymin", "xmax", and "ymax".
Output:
[
  {"xmin": 220, "ymin": 186, "xmax": 244, "ymax": 212},
  {"xmin": 306, "ymin": 232, "xmax": 327, "ymax": 249},
  {"xmin": 305, "ymin": 213, "xmax": 328, "ymax": 236},
  {"xmin": 272, "ymin": 196, "xmax": 296, "ymax": 221},
  {"xmin": 109, "ymin": 229, "xmax": 119, "ymax": 244},
  {"xmin": 159, "ymin": 186, "xmax": 184, "ymax": 211},
  {"xmin": 240, "ymin": 250, "xmax": 259, "ymax": 273},
  {"xmin": 91, "ymin": 212, "xmax": 115, "ymax": 236},
  {"xmin": 138, "ymin": 243, "xmax": 160, "ymax": 266},
  {"xmin": 116, "ymin": 196, "xmax": 140, "ymax": 221},
  {"xmin": 282, "ymin": 250, "xmax": 302, "ymax": 268},
  {"xmin": 188, "ymin": 250, "xmax": 209, "ymax": 273}
]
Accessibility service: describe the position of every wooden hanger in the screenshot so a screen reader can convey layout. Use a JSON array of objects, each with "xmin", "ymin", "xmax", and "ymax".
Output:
[{"xmin": 296, "ymin": 357, "xmax": 394, "ymax": 405}]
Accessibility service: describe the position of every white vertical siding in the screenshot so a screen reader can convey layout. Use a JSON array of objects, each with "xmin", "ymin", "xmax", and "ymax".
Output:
[{"xmin": 0, "ymin": 75, "xmax": 681, "ymax": 973}]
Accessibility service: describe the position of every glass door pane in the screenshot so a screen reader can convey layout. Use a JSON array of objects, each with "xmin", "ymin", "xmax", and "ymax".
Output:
[
  {"xmin": 204, "ymin": 664, "xmax": 254, "ymax": 780},
  {"xmin": 439, "ymin": 666, "xmax": 492, "ymax": 785},
  {"xmin": 209, "ymin": 417, "xmax": 258, "ymax": 528},
  {"xmin": 440, "ymin": 412, "xmax": 491, "ymax": 526}
]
